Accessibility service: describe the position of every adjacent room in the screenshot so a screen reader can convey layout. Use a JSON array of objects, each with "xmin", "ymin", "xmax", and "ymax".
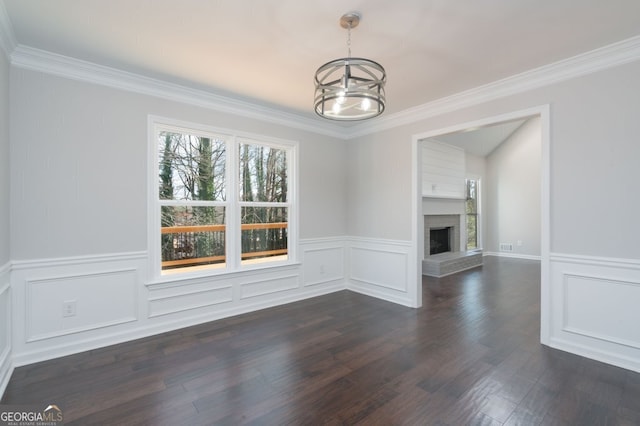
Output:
[{"xmin": 1, "ymin": 1, "xmax": 639, "ymax": 424}]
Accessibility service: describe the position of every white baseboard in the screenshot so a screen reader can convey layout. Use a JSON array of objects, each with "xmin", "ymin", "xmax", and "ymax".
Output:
[
  {"xmin": 548, "ymin": 336, "xmax": 640, "ymax": 374},
  {"xmin": 0, "ymin": 346, "xmax": 12, "ymax": 399},
  {"xmin": 483, "ymin": 251, "xmax": 541, "ymax": 261}
]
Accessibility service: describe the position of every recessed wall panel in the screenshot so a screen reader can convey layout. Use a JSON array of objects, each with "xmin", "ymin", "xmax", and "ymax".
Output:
[
  {"xmin": 564, "ymin": 274, "xmax": 640, "ymax": 349},
  {"xmin": 26, "ymin": 269, "xmax": 138, "ymax": 341}
]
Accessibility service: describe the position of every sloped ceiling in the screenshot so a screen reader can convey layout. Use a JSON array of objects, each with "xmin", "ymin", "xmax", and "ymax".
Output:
[{"xmin": 433, "ymin": 119, "xmax": 527, "ymax": 157}]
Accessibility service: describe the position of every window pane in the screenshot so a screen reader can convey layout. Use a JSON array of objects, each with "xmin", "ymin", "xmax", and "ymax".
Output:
[
  {"xmin": 241, "ymin": 206, "xmax": 288, "ymax": 264},
  {"xmin": 466, "ymin": 179, "xmax": 477, "ymax": 214},
  {"xmin": 238, "ymin": 143, "xmax": 287, "ymax": 202},
  {"xmin": 158, "ymin": 131, "xmax": 226, "ymax": 201},
  {"xmin": 161, "ymin": 206, "xmax": 226, "ymax": 271},
  {"xmin": 466, "ymin": 214, "xmax": 477, "ymax": 250}
]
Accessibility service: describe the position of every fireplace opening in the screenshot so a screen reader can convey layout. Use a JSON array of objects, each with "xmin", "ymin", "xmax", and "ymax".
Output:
[{"xmin": 430, "ymin": 227, "xmax": 451, "ymax": 255}]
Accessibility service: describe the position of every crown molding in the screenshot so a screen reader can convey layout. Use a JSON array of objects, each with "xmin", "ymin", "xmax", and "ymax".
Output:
[
  {"xmin": 0, "ymin": 1, "xmax": 16, "ymax": 59},
  {"xmin": 7, "ymin": 31, "xmax": 640, "ymax": 140},
  {"xmin": 10, "ymin": 45, "xmax": 348, "ymax": 140},
  {"xmin": 346, "ymin": 35, "xmax": 640, "ymax": 139}
]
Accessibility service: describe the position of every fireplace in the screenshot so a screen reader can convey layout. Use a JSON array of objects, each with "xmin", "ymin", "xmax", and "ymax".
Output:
[
  {"xmin": 424, "ymin": 214, "xmax": 460, "ymax": 257},
  {"xmin": 430, "ymin": 227, "xmax": 451, "ymax": 255},
  {"xmin": 422, "ymin": 214, "xmax": 482, "ymax": 276}
]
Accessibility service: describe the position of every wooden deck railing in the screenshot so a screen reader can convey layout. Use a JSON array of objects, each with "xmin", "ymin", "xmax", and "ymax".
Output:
[{"xmin": 161, "ymin": 222, "xmax": 287, "ymax": 269}]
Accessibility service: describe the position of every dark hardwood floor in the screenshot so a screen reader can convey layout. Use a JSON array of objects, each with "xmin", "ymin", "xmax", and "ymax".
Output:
[{"xmin": 3, "ymin": 257, "xmax": 640, "ymax": 425}]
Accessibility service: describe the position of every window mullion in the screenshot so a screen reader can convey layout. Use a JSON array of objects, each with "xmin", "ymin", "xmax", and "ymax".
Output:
[{"xmin": 226, "ymin": 137, "xmax": 240, "ymax": 269}]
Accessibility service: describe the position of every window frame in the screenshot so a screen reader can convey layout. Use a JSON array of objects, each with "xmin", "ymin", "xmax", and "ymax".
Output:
[{"xmin": 147, "ymin": 116, "xmax": 298, "ymax": 282}]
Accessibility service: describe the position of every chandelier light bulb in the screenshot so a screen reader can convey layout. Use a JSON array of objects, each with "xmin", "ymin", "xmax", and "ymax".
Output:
[{"xmin": 361, "ymin": 97, "xmax": 371, "ymax": 111}]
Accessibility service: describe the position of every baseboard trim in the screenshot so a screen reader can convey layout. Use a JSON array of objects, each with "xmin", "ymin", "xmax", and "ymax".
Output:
[
  {"xmin": 348, "ymin": 284, "xmax": 413, "ymax": 308},
  {"xmin": 483, "ymin": 252, "xmax": 541, "ymax": 261},
  {"xmin": 0, "ymin": 346, "xmax": 12, "ymax": 399},
  {"xmin": 547, "ymin": 336, "xmax": 640, "ymax": 374}
]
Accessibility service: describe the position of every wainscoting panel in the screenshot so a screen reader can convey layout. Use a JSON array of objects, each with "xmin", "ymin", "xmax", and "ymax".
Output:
[
  {"xmin": 25, "ymin": 268, "xmax": 139, "ymax": 342},
  {"xmin": 549, "ymin": 253, "xmax": 640, "ymax": 373},
  {"xmin": 11, "ymin": 252, "xmax": 147, "ymax": 366},
  {"xmin": 563, "ymin": 274, "xmax": 640, "ymax": 349},
  {"xmin": 0, "ymin": 262, "xmax": 12, "ymax": 398},
  {"xmin": 239, "ymin": 274, "xmax": 300, "ymax": 300},
  {"xmin": 148, "ymin": 285, "xmax": 233, "ymax": 318},
  {"xmin": 300, "ymin": 238, "xmax": 345, "ymax": 287},
  {"xmin": 10, "ymin": 243, "xmax": 347, "ymax": 366},
  {"xmin": 347, "ymin": 238, "xmax": 415, "ymax": 307}
]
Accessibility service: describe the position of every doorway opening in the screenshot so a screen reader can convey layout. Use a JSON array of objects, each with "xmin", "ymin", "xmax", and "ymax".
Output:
[{"xmin": 411, "ymin": 105, "xmax": 550, "ymax": 344}]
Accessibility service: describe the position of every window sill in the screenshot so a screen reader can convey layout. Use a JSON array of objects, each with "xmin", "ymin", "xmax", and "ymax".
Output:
[{"xmin": 145, "ymin": 259, "xmax": 302, "ymax": 289}]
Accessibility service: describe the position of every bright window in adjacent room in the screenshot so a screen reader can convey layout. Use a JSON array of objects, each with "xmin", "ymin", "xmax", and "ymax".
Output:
[
  {"xmin": 466, "ymin": 178, "xmax": 480, "ymax": 250},
  {"xmin": 149, "ymin": 118, "xmax": 296, "ymax": 278}
]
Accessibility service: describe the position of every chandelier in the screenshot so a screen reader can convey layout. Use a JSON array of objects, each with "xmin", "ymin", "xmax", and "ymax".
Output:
[{"xmin": 314, "ymin": 12, "xmax": 386, "ymax": 121}]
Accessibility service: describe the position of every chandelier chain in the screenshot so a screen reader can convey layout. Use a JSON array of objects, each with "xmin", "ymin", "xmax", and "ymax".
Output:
[{"xmin": 347, "ymin": 22, "xmax": 352, "ymax": 58}]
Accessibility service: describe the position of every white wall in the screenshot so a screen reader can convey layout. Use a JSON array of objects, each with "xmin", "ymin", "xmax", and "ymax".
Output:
[
  {"xmin": 345, "ymin": 134, "xmax": 417, "ymax": 307},
  {"xmin": 8, "ymin": 68, "xmax": 351, "ymax": 365},
  {"xmin": 346, "ymin": 134, "xmax": 412, "ymax": 240},
  {"xmin": 351, "ymin": 61, "xmax": 640, "ymax": 256},
  {"xmin": 0, "ymin": 42, "xmax": 12, "ymax": 397},
  {"xmin": 465, "ymin": 153, "xmax": 485, "ymax": 178},
  {"xmin": 485, "ymin": 117, "xmax": 541, "ymax": 257},
  {"xmin": 0, "ymin": 45, "xmax": 8, "ymax": 266},
  {"xmin": 9, "ymin": 70, "xmax": 348, "ymax": 260},
  {"xmin": 348, "ymin": 59, "xmax": 640, "ymax": 372}
]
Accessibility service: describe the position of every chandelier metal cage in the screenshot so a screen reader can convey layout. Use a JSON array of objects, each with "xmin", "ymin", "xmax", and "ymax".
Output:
[{"xmin": 314, "ymin": 13, "xmax": 386, "ymax": 121}]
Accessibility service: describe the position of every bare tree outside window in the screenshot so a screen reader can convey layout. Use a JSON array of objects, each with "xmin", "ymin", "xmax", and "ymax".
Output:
[
  {"xmin": 158, "ymin": 131, "xmax": 227, "ymax": 271},
  {"xmin": 239, "ymin": 143, "xmax": 288, "ymax": 263},
  {"xmin": 155, "ymin": 128, "xmax": 291, "ymax": 273}
]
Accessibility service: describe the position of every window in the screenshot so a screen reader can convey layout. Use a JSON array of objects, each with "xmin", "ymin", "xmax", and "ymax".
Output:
[
  {"xmin": 465, "ymin": 178, "xmax": 480, "ymax": 250},
  {"xmin": 149, "ymin": 118, "xmax": 296, "ymax": 278},
  {"xmin": 238, "ymin": 141, "xmax": 289, "ymax": 265}
]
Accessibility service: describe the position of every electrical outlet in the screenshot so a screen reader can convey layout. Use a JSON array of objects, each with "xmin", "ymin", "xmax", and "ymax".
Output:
[
  {"xmin": 499, "ymin": 243, "xmax": 513, "ymax": 252},
  {"xmin": 62, "ymin": 300, "xmax": 77, "ymax": 317}
]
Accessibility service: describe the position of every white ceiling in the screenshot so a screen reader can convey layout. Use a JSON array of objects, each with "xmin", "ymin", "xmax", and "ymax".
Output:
[{"xmin": 3, "ymin": 0, "xmax": 640, "ymax": 123}]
